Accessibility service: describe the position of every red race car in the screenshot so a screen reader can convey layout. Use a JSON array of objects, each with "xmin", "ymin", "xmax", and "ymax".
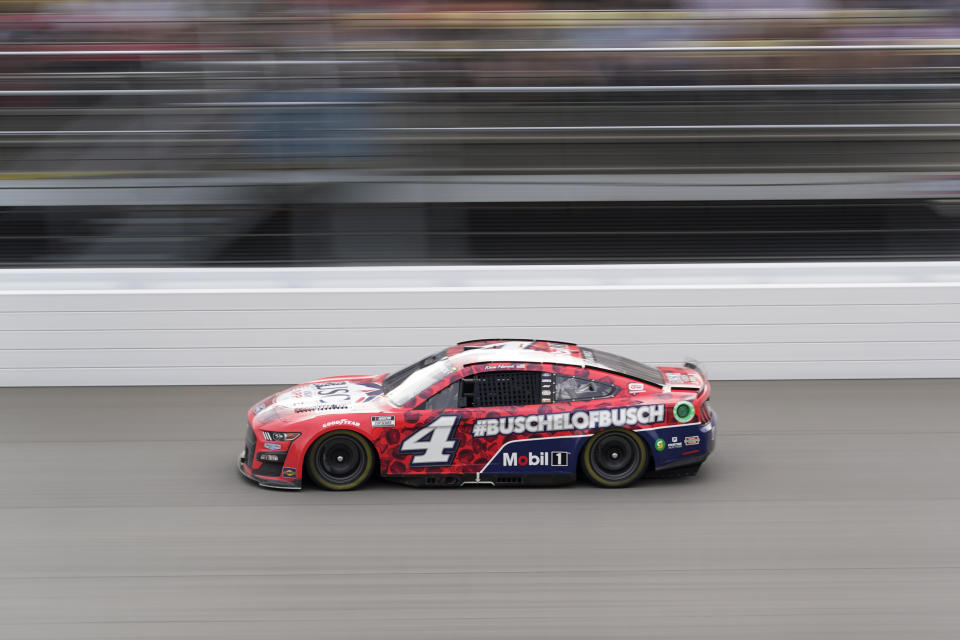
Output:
[{"xmin": 239, "ymin": 339, "xmax": 716, "ymax": 490}]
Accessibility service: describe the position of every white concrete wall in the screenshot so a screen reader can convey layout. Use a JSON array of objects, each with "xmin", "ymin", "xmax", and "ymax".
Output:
[{"xmin": 1, "ymin": 262, "xmax": 958, "ymax": 386}]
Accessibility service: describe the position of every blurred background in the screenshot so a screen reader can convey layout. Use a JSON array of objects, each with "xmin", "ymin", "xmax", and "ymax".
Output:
[{"xmin": 3, "ymin": 0, "xmax": 960, "ymax": 266}]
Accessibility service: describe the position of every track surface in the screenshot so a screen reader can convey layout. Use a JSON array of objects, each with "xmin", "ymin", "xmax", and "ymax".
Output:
[{"xmin": 2, "ymin": 381, "xmax": 959, "ymax": 639}]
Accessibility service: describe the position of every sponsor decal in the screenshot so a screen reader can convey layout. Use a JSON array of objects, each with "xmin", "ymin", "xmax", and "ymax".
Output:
[
  {"xmin": 667, "ymin": 436, "xmax": 683, "ymax": 450},
  {"xmin": 502, "ymin": 451, "xmax": 570, "ymax": 467},
  {"xmin": 666, "ymin": 372, "xmax": 698, "ymax": 385},
  {"xmin": 275, "ymin": 380, "xmax": 381, "ymax": 413},
  {"xmin": 323, "ymin": 418, "xmax": 361, "ymax": 428},
  {"xmin": 481, "ymin": 438, "xmax": 583, "ymax": 475},
  {"xmin": 541, "ymin": 372, "xmax": 553, "ymax": 402},
  {"xmin": 685, "ymin": 435, "xmax": 700, "ymax": 446},
  {"xmin": 307, "ymin": 382, "xmax": 353, "ymax": 409},
  {"xmin": 471, "ymin": 405, "xmax": 665, "ymax": 437},
  {"xmin": 357, "ymin": 384, "xmax": 383, "ymax": 403},
  {"xmin": 628, "ymin": 382, "xmax": 645, "ymax": 394},
  {"xmin": 655, "ymin": 438, "xmax": 665, "ymax": 451},
  {"xmin": 371, "ymin": 415, "xmax": 396, "ymax": 427},
  {"xmin": 263, "ymin": 442, "xmax": 282, "ymax": 450},
  {"xmin": 673, "ymin": 401, "xmax": 696, "ymax": 423},
  {"xmin": 282, "ymin": 467, "xmax": 296, "ymax": 478},
  {"xmin": 483, "ymin": 363, "xmax": 529, "ymax": 370}
]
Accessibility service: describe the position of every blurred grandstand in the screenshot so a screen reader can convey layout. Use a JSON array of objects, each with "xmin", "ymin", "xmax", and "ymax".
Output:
[{"xmin": 2, "ymin": 0, "xmax": 960, "ymax": 265}]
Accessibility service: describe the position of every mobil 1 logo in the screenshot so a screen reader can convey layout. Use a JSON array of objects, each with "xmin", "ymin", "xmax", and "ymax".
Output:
[
  {"xmin": 483, "ymin": 440, "xmax": 577, "ymax": 474},
  {"xmin": 502, "ymin": 450, "xmax": 569, "ymax": 468}
]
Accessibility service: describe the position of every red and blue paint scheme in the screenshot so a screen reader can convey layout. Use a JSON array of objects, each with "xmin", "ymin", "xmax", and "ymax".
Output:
[{"xmin": 238, "ymin": 339, "xmax": 716, "ymax": 490}]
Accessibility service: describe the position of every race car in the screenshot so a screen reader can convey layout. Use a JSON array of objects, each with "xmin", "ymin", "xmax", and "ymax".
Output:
[{"xmin": 239, "ymin": 339, "xmax": 716, "ymax": 490}]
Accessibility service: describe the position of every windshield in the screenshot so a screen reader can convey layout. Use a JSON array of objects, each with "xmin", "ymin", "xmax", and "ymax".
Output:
[
  {"xmin": 385, "ymin": 358, "xmax": 457, "ymax": 406},
  {"xmin": 382, "ymin": 350, "xmax": 446, "ymax": 395}
]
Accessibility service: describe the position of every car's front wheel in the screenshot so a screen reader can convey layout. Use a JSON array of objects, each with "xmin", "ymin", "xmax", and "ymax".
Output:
[
  {"xmin": 581, "ymin": 428, "xmax": 649, "ymax": 488},
  {"xmin": 305, "ymin": 430, "xmax": 376, "ymax": 490}
]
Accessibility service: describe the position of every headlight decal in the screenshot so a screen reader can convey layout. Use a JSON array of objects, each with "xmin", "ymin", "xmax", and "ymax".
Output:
[{"xmin": 262, "ymin": 431, "xmax": 301, "ymax": 442}]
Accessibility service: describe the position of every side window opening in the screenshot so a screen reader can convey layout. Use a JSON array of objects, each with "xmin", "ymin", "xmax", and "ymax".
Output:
[
  {"xmin": 555, "ymin": 375, "xmax": 616, "ymax": 402},
  {"xmin": 461, "ymin": 371, "xmax": 542, "ymax": 407},
  {"xmin": 421, "ymin": 380, "xmax": 461, "ymax": 410}
]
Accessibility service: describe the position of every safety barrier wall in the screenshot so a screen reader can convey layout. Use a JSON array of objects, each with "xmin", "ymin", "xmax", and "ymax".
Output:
[{"xmin": 1, "ymin": 262, "xmax": 958, "ymax": 386}]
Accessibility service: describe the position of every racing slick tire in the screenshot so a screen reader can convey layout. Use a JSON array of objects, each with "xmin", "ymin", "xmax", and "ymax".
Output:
[
  {"xmin": 305, "ymin": 430, "xmax": 377, "ymax": 491},
  {"xmin": 581, "ymin": 428, "xmax": 649, "ymax": 488}
]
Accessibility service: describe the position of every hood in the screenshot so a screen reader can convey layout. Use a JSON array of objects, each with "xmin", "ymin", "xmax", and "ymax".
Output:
[{"xmin": 251, "ymin": 375, "xmax": 388, "ymax": 427}]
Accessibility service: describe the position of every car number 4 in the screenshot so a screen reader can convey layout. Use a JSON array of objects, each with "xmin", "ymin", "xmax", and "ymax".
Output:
[{"xmin": 400, "ymin": 415, "xmax": 460, "ymax": 465}]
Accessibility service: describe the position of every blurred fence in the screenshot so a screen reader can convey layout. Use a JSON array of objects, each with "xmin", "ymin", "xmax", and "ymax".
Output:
[
  {"xmin": 6, "ymin": 43, "xmax": 960, "ymax": 175},
  {"xmin": 5, "ymin": 6, "xmax": 960, "ymax": 177}
]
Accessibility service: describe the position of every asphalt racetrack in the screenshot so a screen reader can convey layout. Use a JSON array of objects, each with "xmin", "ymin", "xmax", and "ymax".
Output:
[{"xmin": 2, "ymin": 380, "xmax": 958, "ymax": 639}]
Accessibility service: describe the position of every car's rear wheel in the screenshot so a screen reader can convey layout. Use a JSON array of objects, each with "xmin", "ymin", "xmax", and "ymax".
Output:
[
  {"xmin": 581, "ymin": 428, "xmax": 649, "ymax": 488},
  {"xmin": 305, "ymin": 430, "xmax": 376, "ymax": 491}
]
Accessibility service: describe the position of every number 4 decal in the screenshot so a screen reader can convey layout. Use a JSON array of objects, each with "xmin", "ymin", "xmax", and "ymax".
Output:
[{"xmin": 400, "ymin": 415, "xmax": 460, "ymax": 466}]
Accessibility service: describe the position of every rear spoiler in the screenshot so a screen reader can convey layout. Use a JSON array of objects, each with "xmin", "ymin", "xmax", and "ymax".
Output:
[
  {"xmin": 683, "ymin": 359, "xmax": 705, "ymax": 375},
  {"xmin": 682, "ymin": 359, "xmax": 709, "ymax": 399}
]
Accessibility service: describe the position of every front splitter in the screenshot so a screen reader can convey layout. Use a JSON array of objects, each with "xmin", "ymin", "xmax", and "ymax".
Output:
[{"xmin": 237, "ymin": 455, "xmax": 302, "ymax": 490}]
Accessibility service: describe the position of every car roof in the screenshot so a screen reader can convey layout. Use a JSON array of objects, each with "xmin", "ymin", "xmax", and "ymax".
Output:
[
  {"xmin": 445, "ymin": 339, "xmax": 585, "ymax": 368},
  {"xmin": 444, "ymin": 339, "xmax": 666, "ymax": 386}
]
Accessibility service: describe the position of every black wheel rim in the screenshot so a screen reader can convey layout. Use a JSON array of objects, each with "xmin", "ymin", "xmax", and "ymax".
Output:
[
  {"xmin": 316, "ymin": 435, "xmax": 366, "ymax": 485},
  {"xmin": 589, "ymin": 432, "xmax": 641, "ymax": 482}
]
